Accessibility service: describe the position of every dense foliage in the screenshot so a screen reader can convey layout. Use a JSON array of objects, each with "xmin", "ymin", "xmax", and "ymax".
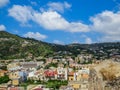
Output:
[
  {"xmin": 0, "ymin": 31, "xmax": 53, "ymax": 59},
  {"xmin": 0, "ymin": 31, "xmax": 120, "ymax": 60},
  {"xmin": 0, "ymin": 75, "xmax": 10, "ymax": 84},
  {"xmin": 46, "ymin": 80, "xmax": 68, "ymax": 89},
  {"xmin": 20, "ymin": 79, "xmax": 67, "ymax": 89},
  {"xmin": 44, "ymin": 63, "xmax": 58, "ymax": 69}
]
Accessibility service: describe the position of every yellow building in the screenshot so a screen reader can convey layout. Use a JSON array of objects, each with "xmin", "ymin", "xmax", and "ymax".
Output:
[
  {"xmin": 69, "ymin": 81, "xmax": 89, "ymax": 90},
  {"xmin": 9, "ymin": 72, "xmax": 20, "ymax": 86},
  {"xmin": 9, "ymin": 72, "xmax": 19, "ymax": 79},
  {"xmin": 69, "ymin": 73, "xmax": 82, "ymax": 89},
  {"xmin": 72, "ymin": 84, "xmax": 80, "ymax": 89},
  {"xmin": 68, "ymin": 71, "xmax": 74, "ymax": 81},
  {"xmin": 68, "ymin": 67, "xmax": 90, "ymax": 90},
  {"xmin": 69, "ymin": 81, "xmax": 81, "ymax": 90},
  {"xmin": 12, "ymin": 79, "xmax": 19, "ymax": 86}
]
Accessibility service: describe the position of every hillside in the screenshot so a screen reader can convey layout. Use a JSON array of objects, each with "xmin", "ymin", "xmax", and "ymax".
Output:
[
  {"xmin": 0, "ymin": 31, "xmax": 53, "ymax": 59},
  {"xmin": 0, "ymin": 31, "xmax": 120, "ymax": 60}
]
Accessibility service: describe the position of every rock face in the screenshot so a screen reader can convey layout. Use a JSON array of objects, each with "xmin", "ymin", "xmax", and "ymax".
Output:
[
  {"xmin": 94, "ymin": 60, "xmax": 120, "ymax": 90},
  {"xmin": 94, "ymin": 60, "xmax": 120, "ymax": 79},
  {"xmin": 105, "ymin": 76, "xmax": 120, "ymax": 90}
]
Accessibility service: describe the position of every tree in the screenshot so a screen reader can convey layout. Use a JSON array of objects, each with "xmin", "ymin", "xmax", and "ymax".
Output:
[{"xmin": 0, "ymin": 75, "xmax": 10, "ymax": 84}]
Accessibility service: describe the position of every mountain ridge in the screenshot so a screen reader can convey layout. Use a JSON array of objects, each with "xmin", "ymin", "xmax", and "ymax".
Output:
[{"xmin": 0, "ymin": 31, "xmax": 120, "ymax": 60}]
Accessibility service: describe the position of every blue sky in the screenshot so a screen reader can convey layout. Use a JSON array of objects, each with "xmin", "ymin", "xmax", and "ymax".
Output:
[{"xmin": 0, "ymin": 0, "xmax": 120, "ymax": 44}]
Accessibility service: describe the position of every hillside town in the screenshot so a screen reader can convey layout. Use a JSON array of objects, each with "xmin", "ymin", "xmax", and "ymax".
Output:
[
  {"xmin": 0, "ymin": 53, "xmax": 120, "ymax": 90},
  {"xmin": 1, "ymin": 0, "xmax": 120, "ymax": 89},
  {"xmin": 0, "ymin": 32, "xmax": 120, "ymax": 90}
]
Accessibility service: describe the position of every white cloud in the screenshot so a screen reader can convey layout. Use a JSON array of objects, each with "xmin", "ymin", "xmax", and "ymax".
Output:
[
  {"xmin": 8, "ymin": 5, "xmax": 90, "ymax": 33},
  {"xmin": 0, "ymin": 0, "xmax": 9, "ymax": 7},
  {"xmin": 8, "ymin": 5, "xmax": 120, "ymax": 42},
  {"xmin": 24, "ymin": 32, "xmax": 47, "ymax": 40},
  {"xmin": 90, "ymin": 10, "xmax": 120, "ymax": 41},
  {"xmin": 64, "ymin": 2, "xmax": 71, "ymax": 9},
  {"xmin": 33, "ymin": 11, "xmax": 89, "ymax": 32},
  {"xmin": 47, "ymin": 2, "xmax": 71, "ymax": 13},
  {"xmin": 53, "ymin": 40, "xmax": 64, "ymax": 45},
  {"xmin": 33, "ymin": 11, "xmax": 69, "ymax": 30},
  {"xmin": 102, "ymin": 35, "xmax": 120, "ymax": 41},
  {"xmin": 0, "ymin": 25, "xmax": 6, "ymax": 31},
  {"xmin": 85, "ymin": 37, "xmax": 92, "ymax": 44},
  {"xmin": 8, "ymin": 5, "xmax": 34, "ymax": 24},
  {"xmin": 69, "ymin": 22, "xmax": 89, "ymax": 32}
]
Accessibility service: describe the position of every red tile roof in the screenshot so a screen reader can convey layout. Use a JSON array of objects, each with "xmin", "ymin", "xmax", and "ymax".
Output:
[{"xmin": 44, "ymin": 70, "xmax": 57, "ymax": 77}]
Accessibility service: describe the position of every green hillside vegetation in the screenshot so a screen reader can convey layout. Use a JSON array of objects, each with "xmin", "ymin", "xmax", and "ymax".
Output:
[
  {"xmin": 0, "ymin": 31, "xmax": 53, "ymax": 59},
  {"xmin": 0, "ymin": 31, "xmax": 120, "ymax": 60}
]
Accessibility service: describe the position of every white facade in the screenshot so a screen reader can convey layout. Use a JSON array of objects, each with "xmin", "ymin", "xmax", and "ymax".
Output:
[{"xmin": 57, "ymin": 67, "xmax": 68, "ymax": 80}]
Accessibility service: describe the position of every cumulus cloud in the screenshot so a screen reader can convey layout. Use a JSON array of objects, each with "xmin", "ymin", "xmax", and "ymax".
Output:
[
  {"xmin": 81, "ymin": 35, "xmax": 92, "ymax": 44},
  {"xmin": 24, "ymin": 32, "xmax": 47, "ymax": 40},
  {"xmin": 8, "ymin": 5, "xmax": 34, "ymax": 24},
  {"xmin": 85, "ymin": 37, "xmax": 92, "ymax": 44},
  {"xmin": 8, "ymin": 4, "xmax": 120, "ymax": 42},
  {"xmin": 90, "ymin": 10, "xmax": 120, "ymax": 41},
  {"xmin": 53, "ymin": 40, "xmax": 64, "ymax": 45},
  {"xmin": 47, "ymin": 2, "xmax": 71, "ymax": 13},
  {"xmin": 8, "ymin": 5, "xmax": 89, "ymax": 32},
  {"xmin": 0, "ymin": 25, "xmax": 6, "ymax": 31},
  {"xmin": 102, "ymin": 35, "xmax": 120, "ymax": 41},
  {"xmin": 33, "ymin": 11, "xmax": 89, "ymax": 32},
  {"xmin": 0, "ymin": 0, "xmax": 9, "ymax": 7},
  {"xmin": 33, "ymin": 11, "xmax": 69, "ymax": 30}
]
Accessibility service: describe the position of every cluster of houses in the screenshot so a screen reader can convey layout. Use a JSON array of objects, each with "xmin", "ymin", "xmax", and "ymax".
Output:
[
  {"xmin": 0, "ymin": 53, "xmax": 104, "ymax": 90},
  {"xmin": 0, "ymin": 60, "xmax": 91, "ymax": 90},
  {"xmin": 75, "ymin": 54, "xmax": 93, "ymax": 64}
]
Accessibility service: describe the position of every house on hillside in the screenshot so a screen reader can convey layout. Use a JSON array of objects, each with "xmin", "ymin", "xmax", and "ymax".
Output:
[
  {"xmin": 44, "ymin": 69, "xmax": 57, "ymax": 80},
  {"xmin": 57, "ymin": 67, "xmax": 68, "ymax": 80},
  {"xmin": 9, "ymin": 72, "xmax": 20, "ymax": 86},
  {"xmin": 21, "ymin": 62, "xmax": 38, "ymax": 70},
  {"xmin": 0, "ymin": 69, "xmax": 8, "ymax": 77}
]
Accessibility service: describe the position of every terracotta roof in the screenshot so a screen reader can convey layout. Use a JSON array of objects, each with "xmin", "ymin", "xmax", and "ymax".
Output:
[
  {"xmin": 82, "ymin": 73, "xmax": 89, "ymax": 79},
  {"xmin": 68, "ymin": 71, "xmax": 74, "ymax": 76},
  {"xmin": 0, "ymin": 70, "xmax": 8, "ymax": 73}
]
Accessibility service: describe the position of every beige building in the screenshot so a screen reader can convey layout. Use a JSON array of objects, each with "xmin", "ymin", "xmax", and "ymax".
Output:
[{"xmin": 9, "ymin": 72, "xmax": 20, "ymax": 86}]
